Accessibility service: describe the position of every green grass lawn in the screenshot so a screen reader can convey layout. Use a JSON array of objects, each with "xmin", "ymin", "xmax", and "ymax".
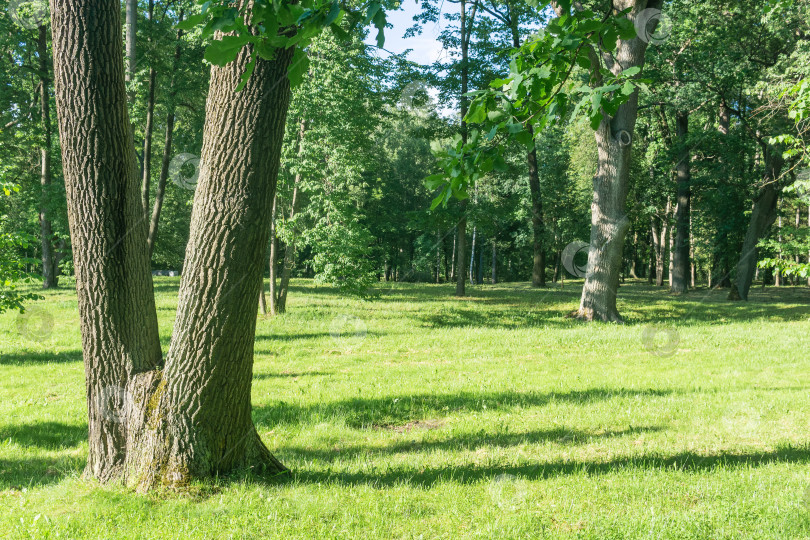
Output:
[{"xmin": 1, "ymin": 278, "xmax": 810, "ymax": 539}]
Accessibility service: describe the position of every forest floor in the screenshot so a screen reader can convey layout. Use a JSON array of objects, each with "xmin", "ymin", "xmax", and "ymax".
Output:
[{"xmin": 1, "ymin": 278, "xmax": 809, "ymax": 539}]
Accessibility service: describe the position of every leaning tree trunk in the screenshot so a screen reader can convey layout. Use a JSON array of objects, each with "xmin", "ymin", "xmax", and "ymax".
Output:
[
  {"xmin": 127, "ymin": 43, "xmax": 295, "ymax": 489},
  {"xmin": 37, "ymin": 24, "xmax": 58, "ymax": 289},
  {"xmin": 670, "ymin": 111, "xmax": 691, "ymax": 294},
  {"xmin": 729, "ymin": 148, "xmax": 784, "ymax": 301},
  {"xmin": 49, "ymin": 0, "xmax": 163, "ymax": 482},
  {"xmin": 573, "ymin": 0, "xmax": 661, "ymax": 322}
]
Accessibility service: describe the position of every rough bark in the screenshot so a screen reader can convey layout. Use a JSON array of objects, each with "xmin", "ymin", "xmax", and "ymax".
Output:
[
  {"xmin": 37, "ymin": 24, "xmax": 58, "ymax": 289},
  {"xmin": 128, "ymin": 42, "xmax": 295, "ymax": 489},
  {"xmin": 670, "ymin": 111, "xmax": 691, "ymax": 294},
  {"xmin": 729, "ymin": 147, "xmax": 784, "ymax": 300},
  {"xmin": 573, "ymin": 0, "xmax": 662, "ymax": 322},
  {"xmin": 49, "ymin": 0, "xmax": 162, "ymax": 482}
]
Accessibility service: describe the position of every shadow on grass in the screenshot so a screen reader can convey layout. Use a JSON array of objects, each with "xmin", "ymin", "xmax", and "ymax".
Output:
[
  {"xmin": 253, "ymin": 370, "xmax": 332, "ymax": 380},
  {"xmin": 284, "ymin": 425, "xmax": 664, "ymax": 463},
  {"xmin": 0, "ymin": 351, "xmax": 82, "ymax": 365},
  {"xmin": 0, "ymin": 455, "xmax": 84, "ymax": 490},
  {"xmin": 286, "ymin": 444, "xmax": 810, "ymax": 488},
  {"xmin": 254, "ymin": 387, "xmax": 675, "ymax": 430},
  {"xmin": 0, "ymin": 422, "xmax": 86, "ymax": 449}
]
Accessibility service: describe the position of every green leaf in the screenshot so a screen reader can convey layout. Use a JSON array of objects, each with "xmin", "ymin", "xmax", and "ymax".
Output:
[
  {"xmin": 288, "ymin": 48, "xmax": 309, "ymax": 86},
  {"xmin": 204, "ymin": 35, "xmax": 248, "ymax": 66},
  {"xmin": 176, "ymin": 12, "xmax": 207, "ymax": 30}
]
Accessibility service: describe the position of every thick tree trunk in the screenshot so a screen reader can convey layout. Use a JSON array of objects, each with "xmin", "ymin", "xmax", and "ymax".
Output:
[
  {"xmin": 50, "ymin": 0, "xmax": 163, "ymax": 482},
  {"xmin": 670, "ymin": 111, "xmax": 690, "ymax": 294},
  {"xmin": 37, "ymin": 24, "xmax": 58, "ymax": 289},
  {"xmin": 729, "ymin": 148, "xmax": 785, "ymax": 301},
  {"xmin": 129, "ymin": 43, "xmax": 295, "ymax": 489},
  {"xmin": 573, "ymin": 0, "xmax": 660, "ymax": 322}
]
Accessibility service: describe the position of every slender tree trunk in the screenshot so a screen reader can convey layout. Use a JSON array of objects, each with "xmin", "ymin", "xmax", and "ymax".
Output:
[
  {"xmin": 477, "ymin": 234, "xmax": 484, "ymax": 284},
  {"xmin": 436, "ymin": 229, "xmax": 442, "ymax": 283},
  {"xmin": 573, "ymin": 0, "xmax": 661, "ymax": 321},
  {"xmin": 490, "ymin": 238, "xmax": 497, "ymax": 284},
  {"xmin": 147, "ymin": 16, "xmax": 184, "ymax": 256},
  {"xmin": 260, "ymin": 195, "xmax": 278, "ymax": 316},
  {"xmin": 37, "ymin": 24, "xmax": 58, "ymax": 289},
  {"xmin": 450, "ymin": 231, "xmax": 456, "ymax": 281},
  {"xmin": 276, "ymin": 181, "xmax": 299, "ymax": 314},
  {"xmin": 50, "ymin": 0, "xmax": 162, "ymax": 482},
  {"xmin": 139, "ymin": 0, "xmax": 156, "ymax": 218},
  {"xmin": 670, "ymin": 112, "xmax": 691, "ymax": 294},
  {"xmin": 775, "ymin": 208, "xmax": 783, "ymax": 287},
  {"xmin": 125, "ymin": 0, "xmax": 136, "ymax": 87},
  {"xmin": 455, "ymin": 0, "xmax": 475, "ymax": 297},
  {"xmin": 729, "ymin": 148, "xmax": 784, "ymax": 300},
  {"xmin": 807, "ymin": 205, "xmax": 809, "ymax": 287},
  {"xmin": 469, "ymin": 226, "xmax": 477, "ymax": 285}
]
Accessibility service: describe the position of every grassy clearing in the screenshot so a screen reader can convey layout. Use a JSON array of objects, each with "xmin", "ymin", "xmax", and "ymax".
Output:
[{"xmin": 1, "ymin": 278, "xmax": 809, "ymax": 539}]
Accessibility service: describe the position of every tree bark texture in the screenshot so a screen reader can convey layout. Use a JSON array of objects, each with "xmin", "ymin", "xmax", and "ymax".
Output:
[
  {"xmin": 49, "ymin": 0, "xmax": 162, "ymax": 482},
  {"xmin": 574, "ymin": 0, "xmax": 662, "ymax": 322}
]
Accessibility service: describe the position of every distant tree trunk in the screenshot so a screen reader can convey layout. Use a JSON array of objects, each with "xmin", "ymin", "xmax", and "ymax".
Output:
[
  {"xmin": 477, "ymin": 235, "xmax": 484, "ymax": 284},
  {"xmin": 775, "ymin": 209, "xmax": 782, "ymax": 287},
  {"xmin": 729, "ymin": 147, "xmax": 784, "ymax": 300},
  {"xmin": 37, "ymin": 24, "xmax": 58, "ymax": 289},
  {"xmin": 139, "ymin": 0, "xmax": 156, "ymax": 218},
  {"xmin": 276, "ymin": 181, "xmax": 299, "ymax": 315},
  {"xmin": 436, "ymin": 229, "xmax": 442, "ymax": 283},
  {"xmin": 275, "ymin": 117, "xmax": 305, "ymax": 314},
  {"xmin": 450, "ymin": 232, "xmax": 456, "ymax": 281},
  {"xmin": 125, "ymin": 0, "xmax": 136, "ymax": 85},
  {"xmin": 260, "ymin": 195, "xmax": 277, "ymax": 316},
  {"xmin": 570, "ymin": 0, "xmax": 661, "ymax": 322},
  {"xmin": 455, "ymin": 0, "xmax": 475, "ymax": 297},
  {"xmin": 491, "ymin": 238, "xmax": 497, "ymax": 284},
  {"xmin": 670, "ymin": 112, "xmax": 691, "ymax": 294},
  {"xmin": 50, "ymin": 0, "xmax": 162, "ymax": 482},
  {"xmin": 807, "ymin": 206, "xmax": 810, "ymax": 287},
  {"xmin": 146, "ymin": 15, "xmax": 184, "ymax": 256},
  {"xmin": 469, "ymin": 226, "xmax": 477, "ymax": 285},
  {"xmin": 689, "ymin": 212, "xmax": 696, "ymax": 288}
]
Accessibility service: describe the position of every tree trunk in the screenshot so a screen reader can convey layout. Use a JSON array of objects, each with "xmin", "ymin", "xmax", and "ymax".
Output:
[
  {"xmin": 276, "ymin": 182, "xmax": 299, "ymax": 315},
  {"xmin": 50, "ymin": 0, "xmax": 163, "ymax": 482},
  {"xmin": 574, "ymin": 0, "xmax": 661, "ymax": 322},
  {"xmin": 260, "ymin": 195, "xmax": 277, "ymax": 316},
  {"xmin": 491, "ymin": 238, "xmax": 497, "ymax": 284},
  {"xmin": 37, "ymin": 24, "xmax": 58, "ymax": 289},
  {"xmin": 729, "ymin": 147, "xmax": 784, "ymax": 300},
  {"xmin": 670, "ymin": 112, "xmax": 691, "ymax": 294},
  {"xmin": 454, "ymin": 0, "xmax": 475, "ymax": 297},
  {"xmin": 139, "ymin": 0, "xmax": 156, "ymax": 218},
  {"xmin": 436, "ymin": 229, "xmax": 442, "ymax": 283},
  {"xmin": 477, "ymin": 234, "xmax": 484, "ymax": 284},
  {"xmin": 129, "ymin": 42, "xmax": 295, "ymax": 489},
  {"xmin": 275, "ymin": 117, "xmax": 305, "ymax": 314},
  {"xmin": 125, "ymin": 0, "xmax": 136, "ymax": 88},
  {"xmin": 527, "ymin": 129, "xmax": 546, "ymax": 287},
  {"xmin": 469, "ymin": 226, "xmax": 477, "ymax": 285},
  {"xmin": 147, "ymin": 16, "xmax": 184, "ymax": 256}
]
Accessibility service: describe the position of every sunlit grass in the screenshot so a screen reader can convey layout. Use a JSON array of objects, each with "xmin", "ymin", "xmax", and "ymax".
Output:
[{"xmin": 1, "ymin": 278, "xmax": 809, "ymax": 538}]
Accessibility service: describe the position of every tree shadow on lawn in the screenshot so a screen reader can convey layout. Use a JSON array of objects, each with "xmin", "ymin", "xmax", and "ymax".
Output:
[
  {"xmin": 287, "ymin": 443, "xmax": 810, "ymax": 488},
  {"xmin": 253, "ymin": 387, "xmax": 676, "ymax": 430},
  {"xmin": 0, "ymin": 350, "xmax": 82, "ymax": 365},
  {"xmin": 0, "ymin": 455, "xmax": 84, "ymax": 490},
  {"xmin": 0, "ymin": 422, "xmax": 86, "ymax": 450},
  {"xmin": 253, "ymin": 370, "xmax": 332, "ymax": 380},
  {"xmin": 282, "ymin": 425, "xmax": 665, "ymax": 463}
]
